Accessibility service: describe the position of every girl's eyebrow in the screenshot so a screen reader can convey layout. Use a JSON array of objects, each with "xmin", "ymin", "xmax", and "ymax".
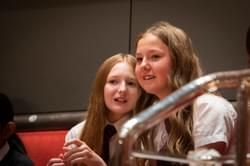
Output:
[
  {"xmin": 127, "ymin": 77, "xmax": 137, "ymax": 81},
  {"xmin": 107, "ymin": 75, "xmax": 136, "ymax": 80},
  {"xmin": 135, "ymin": 53, "xmax": 142, "ymax": 56},
  {"xmin": 136, "ymin": 49, "xmax": 162, "ymax": 55}
]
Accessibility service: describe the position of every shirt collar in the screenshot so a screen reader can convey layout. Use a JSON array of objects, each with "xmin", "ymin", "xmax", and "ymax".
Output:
[
  {"xmin": 106, "ymin": 114, "xmax": 131, "ymax": 134},
  {"xmin": 0, "ymin": 142, "xmax": 9, "ymax": 161}
]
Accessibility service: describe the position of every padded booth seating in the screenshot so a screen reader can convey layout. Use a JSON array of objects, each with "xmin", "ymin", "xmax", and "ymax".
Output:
[
  {"xmin": 18, "ymin": 130, "xmax": 67, "ymax": 166},
  {"xmin": 14, "ymin": 102, "xmax": 239, "ymax": 166},
  {"xmin": 15, "ymin": 111, "xmax": 86, "ymax": 166}
]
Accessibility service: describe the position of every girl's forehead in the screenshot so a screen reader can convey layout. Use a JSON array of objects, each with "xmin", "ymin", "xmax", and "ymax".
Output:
[{"xmin": 108, "ymin": 62, "xmax": 134, "ymax": 75}]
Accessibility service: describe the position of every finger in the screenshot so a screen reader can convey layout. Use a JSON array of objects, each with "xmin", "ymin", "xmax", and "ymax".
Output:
[
  {"xmin": 69, "ymin": 151, "xmax": 106, "ymax": 166},
  {"xmin": 47, "ymin": 158, "xmax": 65, "ymax": 166},
  {"xmin": 63, "ymin": 144, "xmax": 89, "ymax": 159},
  {"xmin": 64, "ymin": 139, "xmax": 84, "ymax": 147},
  {"xmin": 70, "ymin": 157, "xmax": 87, "ymax": 165},
  {"xmin": 64, "ymin": 148, "xmax": 91, "ymax": 163},
  {"xmin": 58, "ymin": 153, "xmax": 64, "ymax": 159},
  {"xmin": 47, "ymin": 163, "xmax": 65, "ymax": 166},
  {"xmin": 63, "ymin": 140, "xmax": 89, "ymax": 158}
]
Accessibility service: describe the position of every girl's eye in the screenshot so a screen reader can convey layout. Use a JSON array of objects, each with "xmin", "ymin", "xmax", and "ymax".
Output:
[
  {"xmin": 151, "ymin": 54, "xmax": 160, "ymax": 61},
  {"xmin": 127, "ymin": 81, "xmax": 136, "ymax": 87},
  {"xmin": 136, "ymin": 57, "xmax": 143, "ymax": 64},
  {"xmin": 108, "ymin": 80, "xmax": 118, "ymax": 84}
]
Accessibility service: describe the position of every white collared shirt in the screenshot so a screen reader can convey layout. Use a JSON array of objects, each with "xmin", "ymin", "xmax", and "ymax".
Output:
[
  {"xmin": 0, "ymin": 142, "xmax": 10, "ymax": 161},
  {"xmin": 107, "ymin": 115, "xmax": 130, "ymax": 158},
  {"xmin": 65, "ymin": 114, "xmax": 131, "ymax": 159},
  {"xmin": 193, "ymin": 93, "xmax": 237, "ymax": 150}
]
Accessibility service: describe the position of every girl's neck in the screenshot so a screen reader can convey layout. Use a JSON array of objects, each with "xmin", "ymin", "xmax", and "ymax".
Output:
[{"xmin": 107, "ymin": 112, "xmax": 131, "ymax": 123}]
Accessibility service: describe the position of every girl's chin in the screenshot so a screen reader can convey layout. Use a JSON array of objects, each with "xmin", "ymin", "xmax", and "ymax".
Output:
[{"xmin": 144, "ymin": 88, "xmax": 157, "ymax": 95}]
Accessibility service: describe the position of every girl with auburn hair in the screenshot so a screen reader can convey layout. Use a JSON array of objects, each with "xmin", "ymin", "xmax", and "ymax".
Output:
[
  {"xmin": 135, "ymin": 21, "xmax": 237, "ymax": 165},
  {"xmin": 48, "ymin": 53, "xmax": 143, "ymax": 166}
]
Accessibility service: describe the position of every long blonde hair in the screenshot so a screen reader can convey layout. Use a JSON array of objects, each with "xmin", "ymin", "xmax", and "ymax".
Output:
[
  {"xmin": 136, "ymin": 21, "xmax": 203, "ymax": 155},
  {"xmin": 79, "ymin": 53, "xmax": 139, "ymax": 156}
]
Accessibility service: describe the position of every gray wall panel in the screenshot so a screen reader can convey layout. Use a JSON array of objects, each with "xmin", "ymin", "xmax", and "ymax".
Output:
[
  {"xmin": 0, "ymin": 0, "xmax": 249, "ymax": 114},
  {"xmin": 0, "ymin": 0, "xmax": 130, "ymax": 114}
]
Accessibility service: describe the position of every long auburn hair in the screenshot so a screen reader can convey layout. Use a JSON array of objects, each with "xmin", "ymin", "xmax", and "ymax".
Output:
[
  {"xmin": 79, "ymin": 53, "xmax": 140, "ymax": 156},
  {"xmin": 135, "ymin": 21, "xmax": 203, "ymax": 155}
]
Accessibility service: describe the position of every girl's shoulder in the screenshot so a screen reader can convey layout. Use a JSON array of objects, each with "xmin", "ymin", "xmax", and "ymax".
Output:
[
  {"xmin": 194, "ymin": 93, "xmax": 237, "ymax": 119},
  {"xmin": 195, "ymin": 93, "xmax": 234, "ymax": 109},
  {"xmin": 65, "ymin": 121, "xmax": 86, "ymax": 141}
]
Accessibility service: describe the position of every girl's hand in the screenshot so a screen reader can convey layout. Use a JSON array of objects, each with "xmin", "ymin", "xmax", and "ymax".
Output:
[
  {"xmin": 47, "ymin": 154, "xmax": 65, "ymax": 166},
  {"xmin": 63, "ymin": 139, "xmax": 107, "ymax": 166}
]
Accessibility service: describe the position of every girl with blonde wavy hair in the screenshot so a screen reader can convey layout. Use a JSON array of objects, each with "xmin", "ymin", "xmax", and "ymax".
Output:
[{"xmin": 135, "ymin": 21, "xmax": 237, "ymax": 165}]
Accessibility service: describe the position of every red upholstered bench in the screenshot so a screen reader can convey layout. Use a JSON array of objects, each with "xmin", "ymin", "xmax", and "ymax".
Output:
[
  {"xmin": 18, "ymin": 130, "xmax": 67, "ymax": 166},
  {"xmin": 15, "ymin": 111, "xmax": 85, "ymax": 166}
]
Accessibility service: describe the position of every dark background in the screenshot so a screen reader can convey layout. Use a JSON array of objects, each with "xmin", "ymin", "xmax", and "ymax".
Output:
[{"xmin": 0, "ymin": 0, "xmax": 249, "ymax": 114}]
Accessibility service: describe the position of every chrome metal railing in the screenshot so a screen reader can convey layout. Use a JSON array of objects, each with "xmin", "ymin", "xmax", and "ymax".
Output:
[{"xmin": 113, "ymin": 69, "xmax": 250, "ymax": 166}]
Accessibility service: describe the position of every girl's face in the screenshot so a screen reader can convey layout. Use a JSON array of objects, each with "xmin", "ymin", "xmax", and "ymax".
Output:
[
  {"xmin": 135, "ymin": 33, "xmax": 173, "ymax": 100},
  {"xmin": 104, "ymin": 62, "xmax": 141, "ymax": 122}
]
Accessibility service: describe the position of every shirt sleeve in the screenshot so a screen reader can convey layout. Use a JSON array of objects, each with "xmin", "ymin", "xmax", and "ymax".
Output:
[
  {"xmin": 65, "ymin": 121, "xmax": 85, "ymax": 142},
  {"xmin": 193, "ymin": 94, "xmax": 237, "ymax": 148}
]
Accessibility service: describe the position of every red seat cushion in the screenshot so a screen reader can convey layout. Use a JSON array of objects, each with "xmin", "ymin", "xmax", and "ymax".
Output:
[{"xmin": 18, "ymin": 130, "xmax": 67, "ymax": 166}]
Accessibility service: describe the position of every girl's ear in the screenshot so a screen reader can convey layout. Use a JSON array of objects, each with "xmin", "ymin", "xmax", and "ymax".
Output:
[{"xmin": 9, "ymin": 121, "xmax": 16, "ymax": 132}]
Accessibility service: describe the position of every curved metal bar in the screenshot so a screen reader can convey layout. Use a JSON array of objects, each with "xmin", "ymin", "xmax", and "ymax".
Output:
[
  {"xmin": 113, "ymin": 69, "xmax": 250, "ymax": 166},
  {"xmin": 125, "ymin": 151, "xmax": 250, "ymax": 165},
  {"xmin": 235, "ymin": 80, "xmax": 250, "ymax": 166}
]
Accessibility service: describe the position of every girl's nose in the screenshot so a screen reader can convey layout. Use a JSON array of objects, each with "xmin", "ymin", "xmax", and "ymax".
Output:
[
  {"xmin": 141, "ymin": 58, "xmax": 150, "ymax": 70},
  {"xmin": 118, "ymin": 81, "xmax": 127, "ymax": 93}
]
